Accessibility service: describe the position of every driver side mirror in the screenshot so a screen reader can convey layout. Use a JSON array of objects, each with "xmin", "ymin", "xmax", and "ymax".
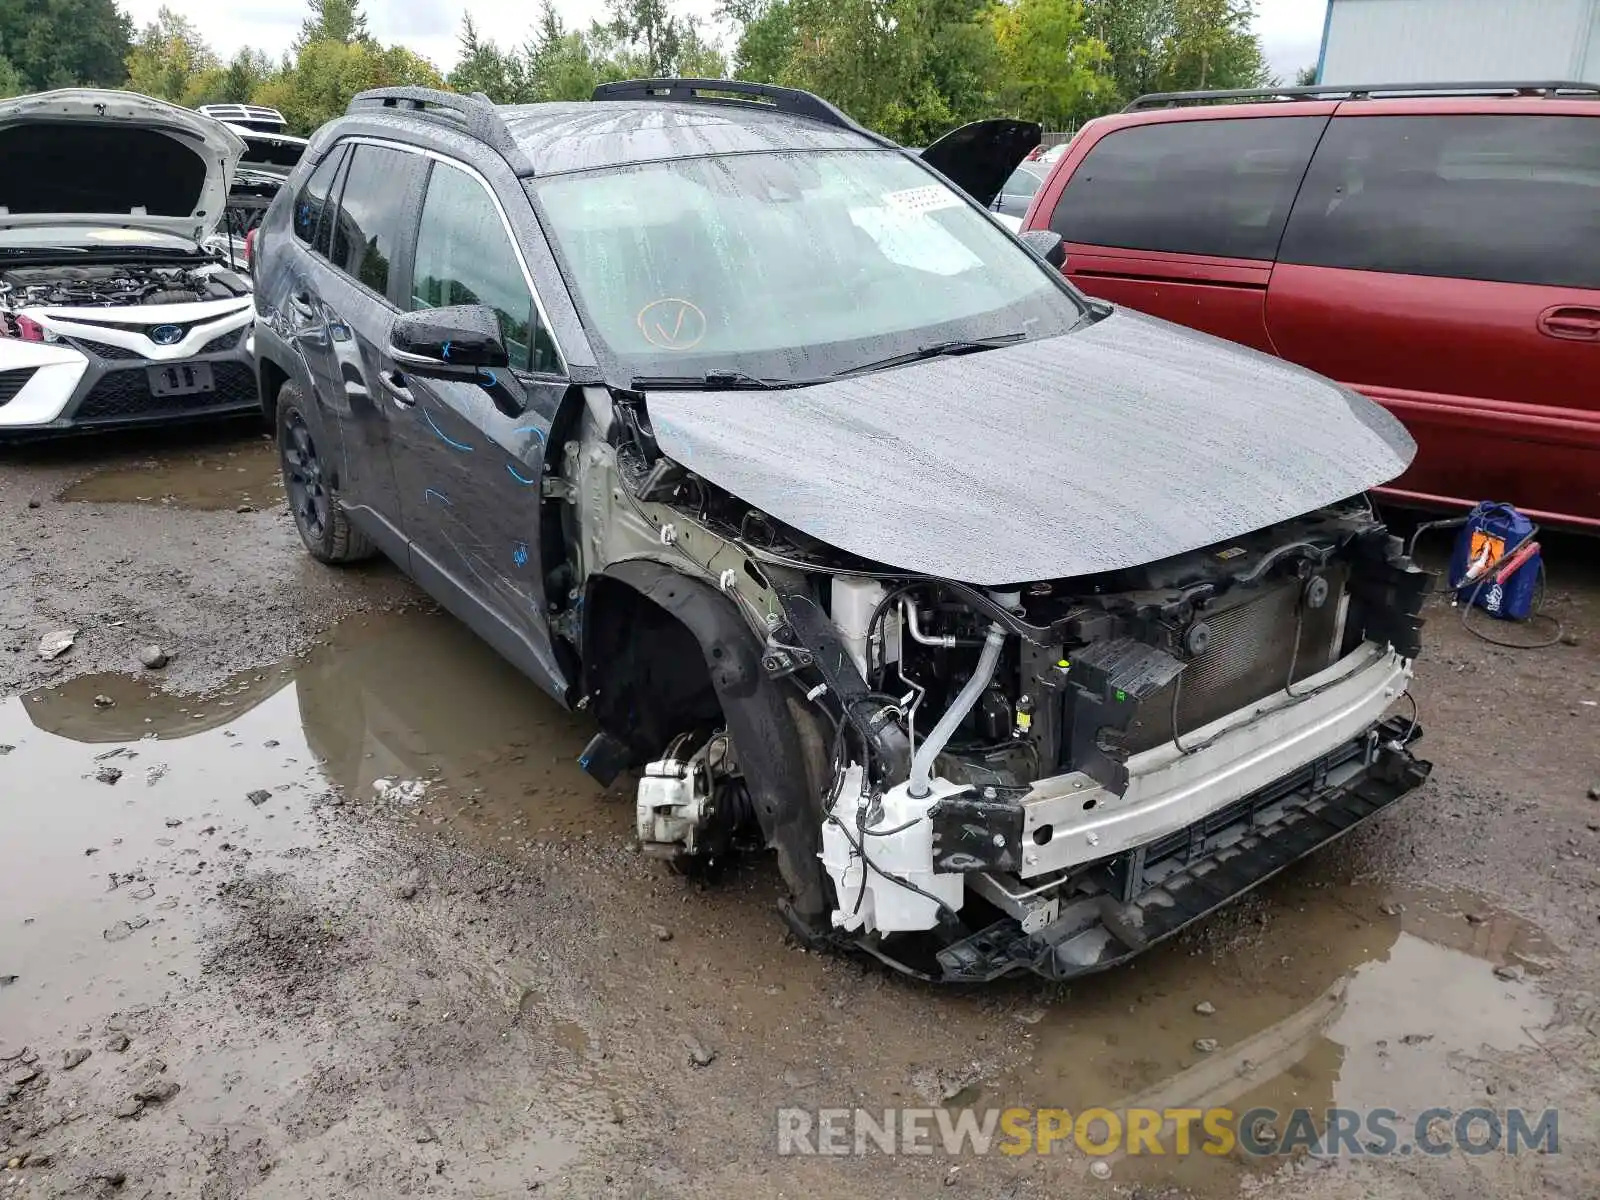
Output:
[
  {"xmin": 388, "ymin": 304, "xmax": 509, "ymax": 379},
  {"xmin": 1018, "ymin": 229, "xmax": 1067, "ymax": 270}
]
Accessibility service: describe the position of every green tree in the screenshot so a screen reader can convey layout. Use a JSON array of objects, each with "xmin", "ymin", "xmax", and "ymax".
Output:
[
  {"xmin": 296, "ymin": 0, "xmax": 371, "ymax": 50},
  {"xmin": 723, "ymin": 0, "xmax": 795, "ymax": 83},
  {"xmin": 523, "ymin": 2, "xmax": 605, "ymax": 100},
  {"xmin": 1294, "ymin": 63, "xmax": 1317, "ymax": 86},
  {"xmin": 525, "ymin": 0, "xmax": 603, "ymax": 100},
  {"xmin": 0, "ymin": 0, "xmax": 132, "ymax": 91},
  {"xmin": 1161, "ymin": 0, "xmax": 1269, "ymax": 91},
  {"xmin": 922, "ymin": 0, "xmax": 1000, "ymax": 126},
  {"xmin": 257, "ymin": 37, "xmax": 442, "ymax": 133},
  {"xmin": 0, "ymin": 48, "xmax": 21, "ymax": 97},
  {"xmin": 124, "ymin": 7, "xmax": 218, "ymax": 103},
  {"xmin": 1081, "ymin": 0, "xmax": 1170, "ymax": 103},
  {"xmin": 778, "ymin": 0, "xmax": 919, "ymax": 135},
  {"xmin": 449, "ymin": 13, "xmax": 528, "ymax": 102},
  {"xmin": 607, "ymin": 0, "xmax": 679, "ymax": 77},
  {"xmin": 989, "ymin": 0, "xmax": 1108, "ymax": 129},
  {"xmin": 674, "ymin": 20, "xmax": 727, "ymax": 77},
  {"xmin": 1080, "ymin": 0, "xmax": 1267, "ymax": 106},
  {"xmin": 221, "ymin": 49, "xmax": 277, "ymax": 101},
  {"xmin": 725, "ymin": 0, "xmax": 1005, "ymax": 143}
]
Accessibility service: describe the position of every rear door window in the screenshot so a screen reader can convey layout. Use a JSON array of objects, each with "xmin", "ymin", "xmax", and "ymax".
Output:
[
  {"xmin": 1048, "ymin": 116, "xmax": 1327, "ymax": 260},
  {"xmin": 409, "ymin": 161, "xmax": 560, "ymax": 374},
  {"xmin": 329, "ymin": 144, "xmax": 424, "ymax": 299},
  {"xmin": 292, "ymin": 145, "xmax": 347, "ymax": 254},
  {"xmin": 1278, "ymin": 114, "xmax": 1600, "ymax": 289}
]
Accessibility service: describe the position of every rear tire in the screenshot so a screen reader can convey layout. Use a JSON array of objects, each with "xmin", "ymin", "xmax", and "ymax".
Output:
[{"xmin": 277, "ymin": 382, "xmax": 374, "ymax": 565}]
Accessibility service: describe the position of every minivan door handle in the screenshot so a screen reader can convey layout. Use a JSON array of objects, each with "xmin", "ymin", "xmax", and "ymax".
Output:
[
  {"xmin": 287, "ymin": 291, "xmax": 316, "ymax": 319},
  {"xmin": 1537, "ymin": 306, "xmax": 1600, "ymax": 341}
]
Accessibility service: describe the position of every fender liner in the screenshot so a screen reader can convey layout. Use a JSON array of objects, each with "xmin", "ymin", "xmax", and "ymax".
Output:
[{"xmin": 584, "ymin": 560, "xmax": 832, "ymax": 924}]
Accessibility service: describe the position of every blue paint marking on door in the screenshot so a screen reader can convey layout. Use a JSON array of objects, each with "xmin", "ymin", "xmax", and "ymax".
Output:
[{"xmin": 423, "ymin": 407, "xmax": 474, "ymax": 452}]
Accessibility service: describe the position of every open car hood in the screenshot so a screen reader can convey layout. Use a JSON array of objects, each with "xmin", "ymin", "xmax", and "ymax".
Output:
[
  {"xmin": 0, "ymin": 89, "xmax": 245, "ymax": 244},
  {"xmin": 645, "ymin": 310, "xmax": 1417, "ymax": 586},
  {"xmin": 919, "ymin": 118, "xmax": 1042, "ymax": 209}
]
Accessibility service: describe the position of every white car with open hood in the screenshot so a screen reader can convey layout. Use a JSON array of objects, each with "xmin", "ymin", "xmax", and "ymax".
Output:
[{"xmin": 0, "ymin": 89, "xmax": 258, "ymax": 435}]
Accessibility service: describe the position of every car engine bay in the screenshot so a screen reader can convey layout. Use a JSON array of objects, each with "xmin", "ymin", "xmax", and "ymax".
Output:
[{"xmin": 0, "ymin": 261, "xmax": 249, "ymax": 323}]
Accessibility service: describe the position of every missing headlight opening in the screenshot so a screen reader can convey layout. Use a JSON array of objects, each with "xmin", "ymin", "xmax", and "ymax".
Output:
[{"xmin": 572, "ymin": 393, "xmax": 1434, "ymax": 985}]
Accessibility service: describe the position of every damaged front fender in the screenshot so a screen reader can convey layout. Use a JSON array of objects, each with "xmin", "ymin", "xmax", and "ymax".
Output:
[{"xmin": 581, "ymin": 560, "xmax": 834, "ymax": 924}]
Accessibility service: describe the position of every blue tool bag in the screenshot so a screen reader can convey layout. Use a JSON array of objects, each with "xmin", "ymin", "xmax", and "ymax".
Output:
[{"xmin": 1449, "ymin": 502, "xmax": 1539, "ymax": 621}]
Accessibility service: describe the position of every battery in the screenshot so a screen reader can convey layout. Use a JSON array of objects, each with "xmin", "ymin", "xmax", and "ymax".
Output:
[{"xmin": 1449, "ymin": 502, "xmax": 1539, "ymax": 621}]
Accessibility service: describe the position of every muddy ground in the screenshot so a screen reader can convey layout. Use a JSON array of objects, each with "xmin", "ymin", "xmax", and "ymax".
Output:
[{"xmin": 1, "ymin": 425, "xmax": 1597, "ymax": 1200}]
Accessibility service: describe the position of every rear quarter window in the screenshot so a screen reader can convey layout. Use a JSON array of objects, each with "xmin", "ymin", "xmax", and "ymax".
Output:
[
  {"xmin": 1047, "ymin": 116, "xmax": 1327, "ymax": 260},
  {"xmin": 1278, "ymin": 114, "xmax": 1600, "ymax": 290}
]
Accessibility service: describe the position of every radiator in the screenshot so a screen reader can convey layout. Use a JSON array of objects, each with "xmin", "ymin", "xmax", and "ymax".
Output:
[{"xmin": 1123, "ymin": 570, "xmax": 1348, "ymax": 754}]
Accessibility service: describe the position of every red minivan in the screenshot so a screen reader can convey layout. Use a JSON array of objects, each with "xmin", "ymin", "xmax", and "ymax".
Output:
[{"xmin": 1022, "ymin": 83, "xmax": 1600, "ymax": 529}]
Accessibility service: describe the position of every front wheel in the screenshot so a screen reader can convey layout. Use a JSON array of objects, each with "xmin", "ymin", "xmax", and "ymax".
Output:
[{"xmin": 277, "ymin": 383, "xmax": 374, "ymax": 565}]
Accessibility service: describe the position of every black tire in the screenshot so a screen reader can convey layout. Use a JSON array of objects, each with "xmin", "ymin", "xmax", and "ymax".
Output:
[{"xmin": 276, "ymin": 382, "xmax": 375, "ymax": 565}]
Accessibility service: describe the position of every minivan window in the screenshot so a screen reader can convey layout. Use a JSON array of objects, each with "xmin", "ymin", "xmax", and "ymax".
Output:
[
  {"xmin": 411, "ymin": 161, "xmax": 558, "ymax": 374},
  {"xmin": 1048, "ymin": 116, "xmax": 1327, "ymax": 260},
  {"xmin": 1278, "ymin": 114, "xmax": 1600, "ymax": 290},
  {"xmin": 330, "ymin": 144, "xmax": 419, "ymax": 297},
  {"xmin": 292, "ymin": 146, "xmax": 345, "ymax": 253}
]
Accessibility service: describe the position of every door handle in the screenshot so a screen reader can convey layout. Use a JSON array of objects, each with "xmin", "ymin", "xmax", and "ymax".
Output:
[
  {"xmin": 1537, "ymin": 306, "xmax": 1600, "ymax": 341},
  {"xmin": 378, "ymin": 369, "xmax": 415, "ymax": 406},
  {"xmin": 287, "ymin": 292, "xmax": 315, "ymax": 319}
]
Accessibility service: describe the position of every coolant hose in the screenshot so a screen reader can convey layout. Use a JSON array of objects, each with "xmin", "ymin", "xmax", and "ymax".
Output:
[{"xmin": 906, "ymin": 620, "xmax": 1007, "ymax": 799}]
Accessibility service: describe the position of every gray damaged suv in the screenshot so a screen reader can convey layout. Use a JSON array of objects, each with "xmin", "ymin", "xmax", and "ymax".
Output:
[{"xmin": 252, "ymin": 79, "xmax": 1433, "ymax": 983}]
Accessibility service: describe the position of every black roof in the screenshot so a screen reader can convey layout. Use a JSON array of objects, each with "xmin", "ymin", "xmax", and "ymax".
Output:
[
  {"xmin": 346, "ymin": 82, "xmax": 887, "ymax": 177},
  {"xmin": 501, "ymin": 101, "xmax": 875, "ymax": 175}
]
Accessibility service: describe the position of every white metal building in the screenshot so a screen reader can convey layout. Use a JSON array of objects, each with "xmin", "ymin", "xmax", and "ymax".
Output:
[{"xmin": 1316, "ymin": 0, "xmax": 1600, "ymax": 84}]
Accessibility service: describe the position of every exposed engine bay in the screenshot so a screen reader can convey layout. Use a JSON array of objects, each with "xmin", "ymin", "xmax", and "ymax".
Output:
[
  {"xmin": 555, "ymin": 390, "xmax": 1434, "ymax": 983},
  {"xmin": 221, "ymin": 170, "xmax": 286, "ymax": 241},
  {"xmin": 0, "ymin": 261, "xmax": 248, "ymax": 322}
]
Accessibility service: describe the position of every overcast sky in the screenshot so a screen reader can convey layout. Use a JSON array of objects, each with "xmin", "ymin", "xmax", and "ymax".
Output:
[{"xmin": 122, "ymin": 0, "xmax": 1330, "ymax": 84}]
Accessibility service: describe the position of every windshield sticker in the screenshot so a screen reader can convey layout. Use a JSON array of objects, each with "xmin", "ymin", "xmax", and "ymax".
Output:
[
  {"xmin": 882, "ymin": 185, "xmax": 965, "ymax": 214},
  {"xmin": 637, "ymin": 297, "xmax": 707, "ymax": 351},
  {"xmin": 848, "ymin": 206, "xmax": 984, "ymax": 277}
]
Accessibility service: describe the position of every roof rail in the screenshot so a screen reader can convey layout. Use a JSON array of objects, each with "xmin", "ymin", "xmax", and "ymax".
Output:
[
  {"xmin": 197, "ymin": 103, "xmax": 289, "ymax": 132},
  {"xmin": 1125, "ymin": 80, "xmax": 1600, "ymax": 111},
  {"xmin": 347, "ymin": 86, "xmax": 531, "ymax": 172},
  {"xmin": 591, "ymin": 77, "xmax": 892, "ymax": 144}
]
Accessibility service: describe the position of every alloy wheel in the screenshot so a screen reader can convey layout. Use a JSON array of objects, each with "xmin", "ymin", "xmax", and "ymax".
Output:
[{"xmin": 282, "ymin": 409, "xmax": 329, "ymax": 544}]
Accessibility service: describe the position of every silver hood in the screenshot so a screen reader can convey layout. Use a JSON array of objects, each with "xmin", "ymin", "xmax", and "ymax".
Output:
[
  {"xmin": 645, "ymin": 310, "xmax": 1417, "ymax": 585},
  {"xmin": 0, "ymin": 89, "xmax": 246, "ymax": 244}
]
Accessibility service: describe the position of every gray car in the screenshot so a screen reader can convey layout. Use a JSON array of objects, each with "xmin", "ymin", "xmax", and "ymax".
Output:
[{"xmin": 252, "ymin": 79, "xmax": 1433, "ymax": 983}]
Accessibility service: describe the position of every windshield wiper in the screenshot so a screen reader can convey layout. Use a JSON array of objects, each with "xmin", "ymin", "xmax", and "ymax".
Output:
[
  {"xmin": 836, "ymin": 331, "xmax": 1029, "ymax": 378},
  {"xmin": 631, "ymin": 370, "xmax": 823, "ymax": 391}
]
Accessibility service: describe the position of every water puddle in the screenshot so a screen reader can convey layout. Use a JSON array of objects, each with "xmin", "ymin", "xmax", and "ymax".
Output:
[
  {"xmin": 0, "ymin": 608, "xmax": 618, "ymax": 1038},
  {"xmin": 979, "ymin": 880, "xmax": 1556, "ymax": 1192},
  {"xmin": 59, "ymin": 436, "xmax": 283, "ymax": 511},
  {"xmin": 11, "ymin": 609, "xmax": 615, "ymax": 850},
  {"xmin": 0, "ymin": 607, "xmax": 627, "ymax": 1187},
  {"xmin": 0, "ymin": 676, "xmax": 332, "ymax": 1052}
]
